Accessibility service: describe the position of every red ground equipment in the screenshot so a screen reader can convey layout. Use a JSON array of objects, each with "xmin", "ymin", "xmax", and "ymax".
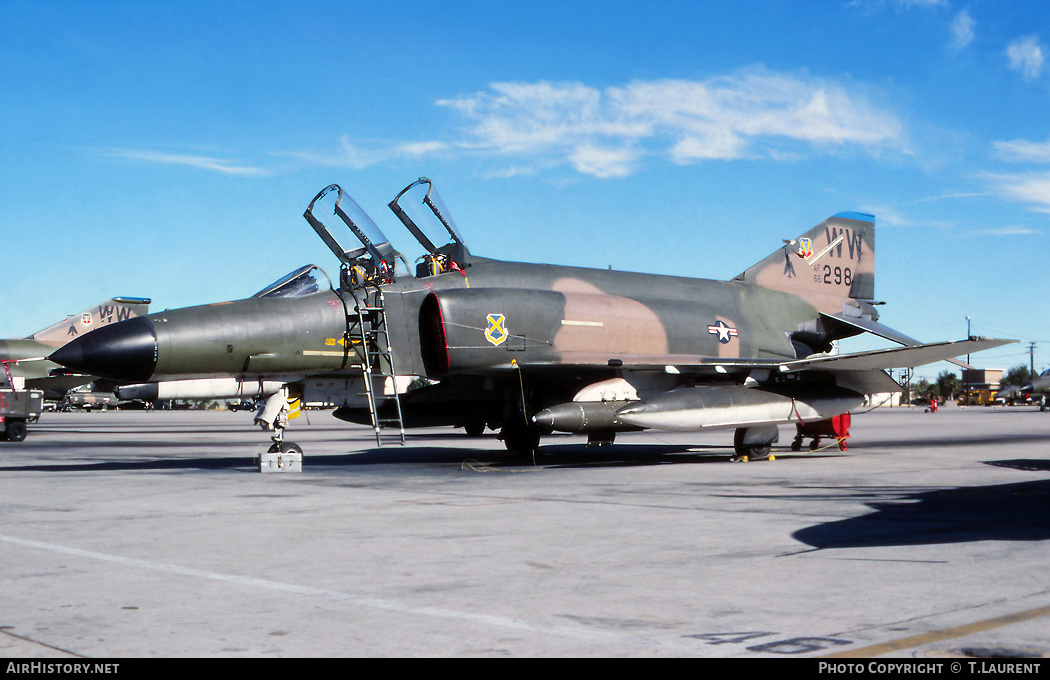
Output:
[{"xmin": 791, "ymin": 412, "xmax": 851, "ymax": 451}]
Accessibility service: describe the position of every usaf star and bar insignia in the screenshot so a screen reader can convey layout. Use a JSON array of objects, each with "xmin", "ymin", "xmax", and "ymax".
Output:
[{"xmin": 708, "ymin": 319, "xmax": 739, "ymax": 344}]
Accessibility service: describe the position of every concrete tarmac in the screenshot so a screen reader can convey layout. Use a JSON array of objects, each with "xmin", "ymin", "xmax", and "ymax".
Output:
[{"xmin": 2, "ymin": 404, "xmax": 1050, "ymax": 658}]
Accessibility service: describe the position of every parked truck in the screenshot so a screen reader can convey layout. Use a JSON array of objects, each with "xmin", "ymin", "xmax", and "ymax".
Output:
[
  {"xmin": 957, "ymin": 388, "xmax": 1004, "ymax": 406},
  {"xmin": 1, "ymin": 362, "xmax": 43, "ymax": 442}
]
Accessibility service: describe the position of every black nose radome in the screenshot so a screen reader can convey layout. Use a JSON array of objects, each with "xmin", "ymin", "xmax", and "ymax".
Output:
[{"xmin": 50, "ymin": 316, "xmax": 158, "ymax": 382}]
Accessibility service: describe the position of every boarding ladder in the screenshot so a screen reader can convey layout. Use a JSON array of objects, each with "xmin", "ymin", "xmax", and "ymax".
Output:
[{"xmin": 344, "ymin": 273, "xmax": 406, "ymax": 446}]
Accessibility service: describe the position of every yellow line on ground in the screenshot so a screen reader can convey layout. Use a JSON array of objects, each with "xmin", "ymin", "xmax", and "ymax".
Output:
[{"xmin": 822, "ymin": 604, "xmax": 1050, "ymax": 657}]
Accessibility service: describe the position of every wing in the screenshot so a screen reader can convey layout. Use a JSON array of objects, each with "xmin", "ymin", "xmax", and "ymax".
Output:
[{"xmin": 511, "ymin": 337, "xmax": 1015, "ymax": 376}]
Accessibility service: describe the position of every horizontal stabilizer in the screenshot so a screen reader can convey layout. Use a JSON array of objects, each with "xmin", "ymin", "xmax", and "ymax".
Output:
[
  {"xmin": 821, "ymin": 312, "xmax": 976, "ymax": 370},
  {"xmin": 781, "ymin": 337, "xmax": 1016, "ymax": 372},
  {"xmin": 821, "ymin": 312, "xmax": 919, "ymax": 345}
]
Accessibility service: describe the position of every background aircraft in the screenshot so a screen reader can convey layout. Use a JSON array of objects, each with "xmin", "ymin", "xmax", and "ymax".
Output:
[
  {"xmin": 1019, "ymin": 370, "xmax": 1050, "ymax": 398},
  {"xmin": 1, "ymin": 297, "xmax": 150, "ymax": 399},
  {"xmin": 51, "ymin": 181, "xmax": 1011, "ymax": 459},
  {"xmin": 60, "ymin": 383, "xmax": 120, "ymax": 411},
  {"xmin": 997, "ymin": 370, "xmax": 1050, "ymax": 411}
]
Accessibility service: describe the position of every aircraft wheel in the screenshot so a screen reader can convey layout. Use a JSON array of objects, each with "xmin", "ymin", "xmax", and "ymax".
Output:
[
  {"xmin": 7, "ymin": 421, "xmax": 27, "ymax": 443},
  {"xmin": 734, "ymin": 428, "xmax": 772, "ymax": 461},
  {"xmin": 463, "ymin": 420, "xmax": 486, "ymax": 437},
  {"xmin": 278, "ymin": 442, "xmax": 302, "ymax": 454},
  {"xmin": 501, "ymin": 420, "xmax": 541, "ymax": 456},
  {"xmin": 746, "ymin": 444, "xmax": 772, "ymax": 460}
]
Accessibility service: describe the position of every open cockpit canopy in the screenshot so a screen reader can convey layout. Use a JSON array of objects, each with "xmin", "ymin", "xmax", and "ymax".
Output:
[
  {"xmin": 304, "ymin": 184, "xmax": 407, "ymax": 285},
  {"xmin": 388, "ymin": 177, "xmax": 471, "ymax": 277},
  {"xmin": 302, "ymin": 180, "xmax": 472, "ymax": 286},
  {"xmin": 252, "ymin": 264, "xmax": 333, "ymax": 299}
]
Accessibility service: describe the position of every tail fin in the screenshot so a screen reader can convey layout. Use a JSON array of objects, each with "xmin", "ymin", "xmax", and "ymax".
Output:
[
  {"xmin": 29, "ymin": 297, "xmax": 151, "ymax": 348},
  {"xmin": 733, "ymin": 212, "xmax": 874, "ymax": 314}
]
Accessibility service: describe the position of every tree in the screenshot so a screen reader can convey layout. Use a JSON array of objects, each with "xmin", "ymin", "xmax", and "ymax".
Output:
[
  {"xmin": 913, "ymin": 377, "xmax": 937, "ymax": 403},
  {"xmin": 1003, "ymin": 364, "xmax": 1033, "ymax": 387},
  {"xmin": 937, "ymin": 370, "xmax": 961, "ymax": 401}
]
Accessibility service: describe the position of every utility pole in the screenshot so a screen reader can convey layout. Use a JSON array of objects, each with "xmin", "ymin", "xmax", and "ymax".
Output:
[
  {"xmin": 1030, "ymin": 342, "xmax": 1037, "ymax": 380},
  {"xmin": 965, "ymin": 316, "xmax": 971, "ymax": 402}
]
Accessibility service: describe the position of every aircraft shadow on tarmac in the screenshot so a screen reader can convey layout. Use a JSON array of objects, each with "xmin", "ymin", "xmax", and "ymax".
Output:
[
  {"xmin": 850, "ymin": 432, "xmax": 1050, "ymax": 450},
  {"xmin": 304, "ymin": 442, "xmax": 755, "ymax": 469},
  {"xmin": 794, "ymin": 461, "xmax": 1050, "ymax": 549},
  {"xmin": 291, "ymin": 438, "xmax": 844, "ymax": 469},
  {"xmin": 0, "ymin": 439, "xmax": 838, "ymax": 473},
  {"xmin": 0, "ymin": 456, "xmax": 261, "ymax": 473}
]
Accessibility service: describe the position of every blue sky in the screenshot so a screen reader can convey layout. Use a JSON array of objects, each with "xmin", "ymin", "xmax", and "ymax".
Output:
[{"xmin": 2, "ymin": 0, "xmax": 1049, "ymax": 381}]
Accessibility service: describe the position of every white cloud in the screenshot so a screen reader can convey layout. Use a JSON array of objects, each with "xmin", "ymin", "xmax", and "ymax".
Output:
[
  {"xmin": 948, "ymin": 10, "xmax": 975, "ymax": 53},
  {"xmin": 989, "ymin": 134, "xmax": 1050, "ymax": 211},
  {"xmin": 397, "ymin": 141, "xmax": 450, "ymax": 157},
  {"xmin": 436, "ymin": 72, "xmax": 905, "ymax": 178},
  {"xmin": 847, "ymin": 0, "xmax": 947, "ymax": 14},
  {"xmin": 1007, "ymin": 36, "xmax": 1045, "ymax": 80},
  {"xmin": 105, "ymin": 149, "xmax": 269, "ymax": 176},
  {"xmin": 995, "ymin": 137, "xmax": 1050, "ymax": 163},
  {"xmin": 279, "ymin": 136, "xmax": 450, "ymax": 169},
  {"xmin": 860, "ymin": 205, "xmax": 954, "ymax": 230},
  {"xmin": 988, "ymin": 171, "xmax": 1050, "ymax": 213},
  {"xmin": 908, "ymin": 192, "xmax": 988, "ymax": 204},
  {"xmin": 963, "ymin": 226, "xmax": 1041, "ymax": 237},
  {"xmin": 895, "ymin": 0, "xmax": 948, "ymax": 7},
  {"xmin": 568, "ymin": 144, "xmax": 637, "ymax": 178},
  {"xmin": 282, "ymin": 70, "xmax": 905, "ymax": 179}
]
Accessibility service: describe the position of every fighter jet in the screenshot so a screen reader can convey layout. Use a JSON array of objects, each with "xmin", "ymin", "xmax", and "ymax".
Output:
[
  {"xmin": 1, "ymin": 297, "xmax": 150, "ymax": 399},
  {"xmin": 60, "ymin": 383, "xmax": 120, "ymax": 411},
  {"xmin": 51, "ymin": 180, "xmax": 1013, "ymax": 459},
  {"xmin": 991, "ymin": 368, "xmax": 1050, "ymax": 407},
  {"xmin": 1019, "ymin": 370, "xmax": 1050, "ymax": 396}
]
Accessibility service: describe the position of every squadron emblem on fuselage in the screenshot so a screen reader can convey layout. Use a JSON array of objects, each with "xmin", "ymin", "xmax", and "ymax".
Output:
[{"xmin": 485, "ymin": 313, "xmax": 508, "ymax": 346}]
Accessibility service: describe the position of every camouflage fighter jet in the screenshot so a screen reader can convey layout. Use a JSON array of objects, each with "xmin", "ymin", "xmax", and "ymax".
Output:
[
  {"xmin": 60, "ymin": 383, "xmax": 120, "ymax": 411},
  {"xmin": 1, "ymin": 297, "xmax": 150, "ymax": 399},
  {"xmin": 51, "ymin": 180, "xmax": 1013, "ymax": 459},
  {"xmin": 1006, "ymin": 369, "xmax": 1050, "ymax": 411},
  {"xmin": 1020, "ymin": 369, "xmax": 1050, "ymax": 393}
]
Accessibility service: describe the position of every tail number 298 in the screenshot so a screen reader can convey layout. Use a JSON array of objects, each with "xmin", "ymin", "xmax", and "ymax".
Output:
[{"xmin": 815, "ymin": 265, "xmax": 852, "ymax": 286}]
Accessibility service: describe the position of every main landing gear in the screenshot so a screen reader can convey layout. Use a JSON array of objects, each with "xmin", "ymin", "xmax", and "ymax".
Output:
[
  {"xmin": 500, "ymin": 417, "xmax": 542, "ymax": 457},
  {"xmin": 732, "ymin": 425, "xmax": 779, "ymax": 462}
]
